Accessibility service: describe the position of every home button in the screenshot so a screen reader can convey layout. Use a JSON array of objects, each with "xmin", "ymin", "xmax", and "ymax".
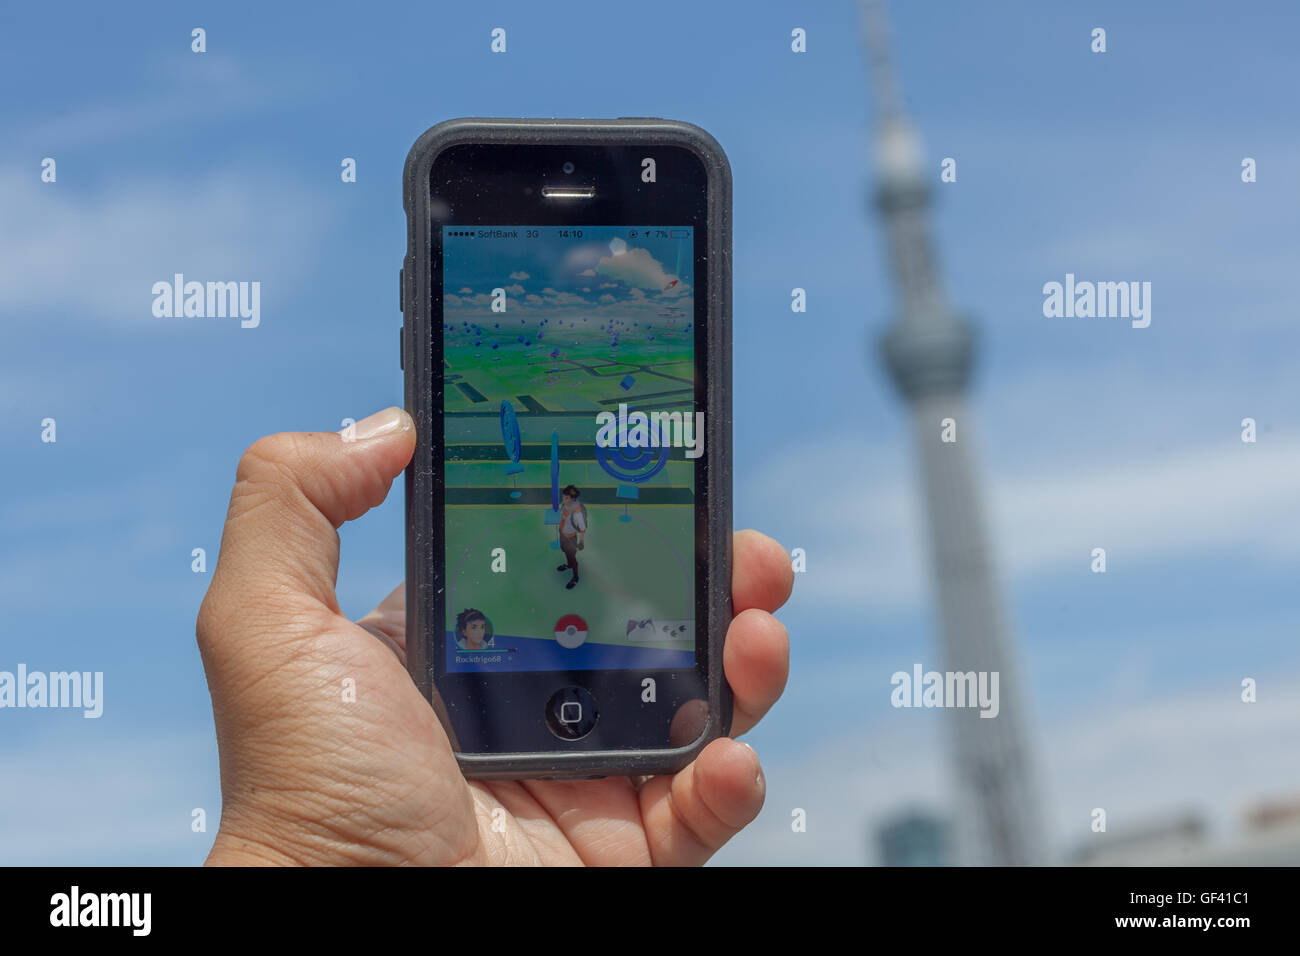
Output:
[{"xmin": 545, "ymin": 686, "xmax": 598, "ymax": 740}]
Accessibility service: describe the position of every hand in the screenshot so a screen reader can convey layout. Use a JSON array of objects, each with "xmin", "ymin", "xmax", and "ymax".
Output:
[
  {"xmin": 578, "ymin": 538, "xmax": 585, "ymax": 551},
  {"xmin": 197, "ymin": 407, "xmax": 793, "ymax": 866}
]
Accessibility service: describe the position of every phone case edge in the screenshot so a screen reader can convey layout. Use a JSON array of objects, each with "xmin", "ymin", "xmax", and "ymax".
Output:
[{"xmin": 402, "ymin": 117, "xmax": 733, "ymax": 779}]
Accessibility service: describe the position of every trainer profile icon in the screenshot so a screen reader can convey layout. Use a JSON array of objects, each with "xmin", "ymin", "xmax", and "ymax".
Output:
[{"xmin": 455, "ymin": 608, "xmax": 495, "ymax": 650}]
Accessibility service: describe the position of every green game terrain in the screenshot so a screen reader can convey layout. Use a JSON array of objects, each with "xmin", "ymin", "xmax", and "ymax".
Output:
[{"xmin": 442, "ymin": 305, "xmax": 697, "ymax": 648}]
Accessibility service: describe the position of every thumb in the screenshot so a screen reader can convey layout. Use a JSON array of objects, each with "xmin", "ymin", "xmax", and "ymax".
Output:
[{"xmin": 201, "ymin": 407, "xmax": 415, "ymax": 630}]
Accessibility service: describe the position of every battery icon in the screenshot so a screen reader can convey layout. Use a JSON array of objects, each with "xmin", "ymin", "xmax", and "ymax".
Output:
[{"xmin": 670, "ymin": 229, "xmax": 690, "ymax": 238}]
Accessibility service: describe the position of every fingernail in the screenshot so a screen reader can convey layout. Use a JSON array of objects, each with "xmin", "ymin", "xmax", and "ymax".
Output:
[
  {"xmin": 344, "ymin": 407, "xmax": 406, "ymax": 441},
  {"xmin": 739, "ymin": 740, "xmax": 764, "ymax": 791}
]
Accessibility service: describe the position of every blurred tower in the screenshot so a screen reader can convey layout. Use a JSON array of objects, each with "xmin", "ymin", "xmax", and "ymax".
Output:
[{"xmin": 859, "ymin": 0, "xmax": 1045, "ymax": 866}]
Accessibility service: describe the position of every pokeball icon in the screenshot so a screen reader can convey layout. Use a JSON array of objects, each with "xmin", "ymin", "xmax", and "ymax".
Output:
[{"xmin": 555, "ymin": 614, "xmax": 588, "ymax": 649}]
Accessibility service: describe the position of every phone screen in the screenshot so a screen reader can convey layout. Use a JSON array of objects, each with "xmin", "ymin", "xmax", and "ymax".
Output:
[
  {"xmin": 424, "ymin": 141, "xmax": 715, "ymax": 755},
  {"xmin": 441, "ymin": 225, "xmax": 698, "ymax": 674}
]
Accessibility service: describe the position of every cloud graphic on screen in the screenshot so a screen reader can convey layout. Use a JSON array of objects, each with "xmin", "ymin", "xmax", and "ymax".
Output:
[{"xmin": 595, "ymin": 246, "xmax": 688, "ymax": 296}]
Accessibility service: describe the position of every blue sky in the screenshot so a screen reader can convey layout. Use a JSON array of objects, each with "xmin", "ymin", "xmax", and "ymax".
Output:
[{"xmin": 1, "ymin": 0, "xmax": 1298, "ymax": 865}]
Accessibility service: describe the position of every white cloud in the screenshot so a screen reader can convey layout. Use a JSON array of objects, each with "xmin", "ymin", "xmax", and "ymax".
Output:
[
  {"xmin": 0, "ymin": 165, "xmax": 329, "ymax": 325},
  {"xmin": 11, "ymin": 54, "xmax": 319, "ymax": 151},
  {"xmin": 595, "ymin": 246, "xmax": 684, "ymax": 294},
  {"xmin": 508, "ymin": 271, "xmax": 530, "ymax": 281}
]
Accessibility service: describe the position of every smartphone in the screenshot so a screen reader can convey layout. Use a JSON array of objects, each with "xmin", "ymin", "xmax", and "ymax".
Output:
[{"xmin": 401, "ymin": 117, "xmax": 732, "ymax": 779}]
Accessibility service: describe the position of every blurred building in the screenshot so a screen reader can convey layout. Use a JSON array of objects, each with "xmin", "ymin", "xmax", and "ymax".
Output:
[
  {"xmin": 1072, "ymin": 796, "xmax": 1300, "ymax": 865},
  {"xmin": 1071, "ymin": 813, "xmax": 1207, "ymax": 866},
  {"xmin": 876, "ymin": 808, "xmax": 952, "ymax": 867}
]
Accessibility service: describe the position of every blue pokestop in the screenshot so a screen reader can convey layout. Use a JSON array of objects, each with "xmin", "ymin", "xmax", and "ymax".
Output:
[
  {"xmin": 545, "ymin": 429, "xmax": 561, "ymax": 544},
  {"xmin": 619, "ymin": 374, "xmax": 636, "ymax": 390},
  {"xmin": 595, "ymin": 436, "xmax": 668, "ymax": 524},
  {"xmin": 550, "ymin": 429, "xmax": 560, "ymax": 511},
  {"xmin": 594, "ymin": 441, "xmax": 669, "ymax": 484},
  {"xmin": 500, "ymin": 400, "xmax": 523, "ymax": 498},
  {"xmin": 499, "ymin": 400, "xmax": 522, "ymax": 463}
]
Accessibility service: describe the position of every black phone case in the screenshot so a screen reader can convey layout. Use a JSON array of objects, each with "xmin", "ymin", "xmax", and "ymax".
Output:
[{"xmin": 402, "ymin": 117, "xmax": 733, "ymax": 779}]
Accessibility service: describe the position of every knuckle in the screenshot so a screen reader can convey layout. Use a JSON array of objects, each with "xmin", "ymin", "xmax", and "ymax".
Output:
[
  {"xmin": 195, "ymin": 587, "xmax": 226, "ymax": 655},
  {"xmin": 236, "ymin": 432, "xmax": 305, "ymax": 486},
  {"xmin": 229, "ymin": 434, "xmax": 316, "ymax": 522}
]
